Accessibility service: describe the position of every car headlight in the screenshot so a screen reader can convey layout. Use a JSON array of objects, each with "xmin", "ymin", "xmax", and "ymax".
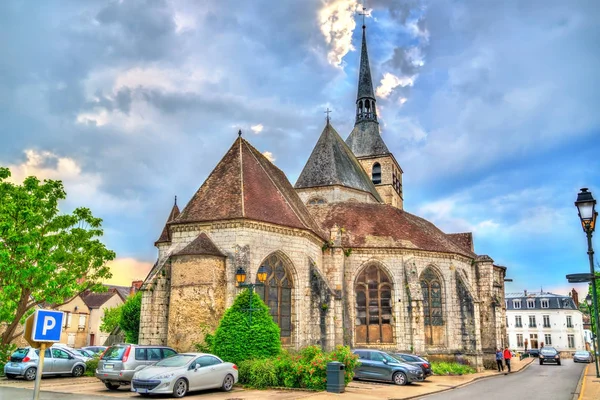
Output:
[{"xmin": 152, "ymin": 372, "xmax": 175, "ymax": 380}]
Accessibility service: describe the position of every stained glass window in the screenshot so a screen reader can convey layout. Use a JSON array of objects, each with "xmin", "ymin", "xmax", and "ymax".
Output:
[
  {"xmin": 355, "ymin": 264, "xmax": 393, "ymax": 343},
  {"xmin": 255, "ymin": 254, "xmax": 293, "ymax": 343},
  {"xmin": 420, "ymin": 268, "xmax": 444, "ymax": 326}
]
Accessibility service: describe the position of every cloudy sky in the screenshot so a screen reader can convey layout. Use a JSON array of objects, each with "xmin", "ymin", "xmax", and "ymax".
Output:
[{"xmin": 1, "ymin": 0, "xmax": 599, "ymax": 297}]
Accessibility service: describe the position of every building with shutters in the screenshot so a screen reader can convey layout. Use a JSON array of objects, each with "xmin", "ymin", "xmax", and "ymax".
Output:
[
  {"xmin": 505, "ymin": 290, "xmax": 585, "ymax": 353},
  {"xmin": 139, "ymin": 23, "xmax": 507, "ymax": 370}
]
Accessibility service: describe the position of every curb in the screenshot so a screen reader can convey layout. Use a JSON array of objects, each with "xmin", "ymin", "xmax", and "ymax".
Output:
[
  {"xmin": 573, "ymin": 364, "xmax": 588, "ymax": 400},
  {"xmin": 402, "ymin": 358, "xmax": 535, "ymax": 400}
]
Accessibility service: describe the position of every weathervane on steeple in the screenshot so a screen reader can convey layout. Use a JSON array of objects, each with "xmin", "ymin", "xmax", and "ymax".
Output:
[
  {"xmin": 324, "ymin": 108, "xmax": 332, "ymax": 123},
  {"xmin": 174, "ymin": 195, "xmax": 177, "ymax": 206},
  {"xmin": 238, "ymin": 129, "xmax": 242, "ymax": 137},
  {"xmin": 359, "ymin": 6, "xmax": 368, "ymax": 29}
]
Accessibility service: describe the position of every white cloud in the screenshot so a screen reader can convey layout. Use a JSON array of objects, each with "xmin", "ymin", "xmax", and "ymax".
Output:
[
  {"xmin": 4, "ymin": 150, "xmax": 140, "ymax": 213},
  {"xmin": 262, "ymin": 151, "xmax": 275, "ymax": 162},
  {"xmin": 376, "ymin": 72, "xmax": 415, "ymax": 98},
  {"xmin": 251, "ymin": 124, "xmax": 264, "ymax": 134},
  {"xmin": 318, "ymin": 0, "xmax": 359, "ymax": 66},
  {"xmin": 103, "ymin": 257, "xmax": 153, "ymax": 286}
]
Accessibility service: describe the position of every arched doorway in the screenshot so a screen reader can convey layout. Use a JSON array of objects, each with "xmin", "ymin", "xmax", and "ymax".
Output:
[
  {"xmin": 355, "ymin": 264, "xmax": 393, "ymax": 344},
  {"xmin": 255, "ymin": 253, "xmax": 293, "ymax": 345},
  {"xmin": 420, "ymin": 267, "xmax": 444, "ymax": 346}
]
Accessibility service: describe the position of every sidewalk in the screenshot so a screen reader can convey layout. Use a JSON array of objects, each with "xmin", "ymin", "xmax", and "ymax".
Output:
[
  {"xmin": 579, "ymin": 364, "xmax": 600, "ymax": 400},
  {"xmin": 299, "ymin": 357, "xmax": 535, "ymax": 400}
]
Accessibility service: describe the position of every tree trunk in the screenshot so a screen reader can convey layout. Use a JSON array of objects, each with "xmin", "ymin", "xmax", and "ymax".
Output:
[{"xmin": 1, "ymin": 287, "xmax": 31, "ymax": 346}]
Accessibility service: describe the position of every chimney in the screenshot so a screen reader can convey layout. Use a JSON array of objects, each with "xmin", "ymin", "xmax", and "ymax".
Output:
[
  {"xmin": 571, "ymin": 288, "xmax": 579, "ymax": 305},
  {"xmin": 130, "ymin": 280, "xmax": 143, "ymax": 296},
  {"xmin": 524, "ymin": 289, "xmax": 527, "ymax": 296}
]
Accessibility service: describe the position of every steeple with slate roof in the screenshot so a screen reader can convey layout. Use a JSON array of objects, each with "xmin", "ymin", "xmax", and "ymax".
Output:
[
  {"xmin": 295, "ymin": 121, "xmax": 382, "ymax": 203},
  {"xmin": 155, "ymin": 197, "xmax": 180, "ymax": 245},
  {"xmin": 174, "ymin": 136, "xmax": 326, "ymax": 240},
  {"xmin": 346, "ymin": 24, "xmax": 390, "ymax": 158}
]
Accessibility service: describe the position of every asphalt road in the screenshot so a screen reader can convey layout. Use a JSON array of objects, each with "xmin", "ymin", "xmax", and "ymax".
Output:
[
  {"xmin": 0, "ymin": 386, "xmax": 116, "ymax": 400},
  {"xmin": 419, "ymin": 359, "xmax": 586, "ymax": 400}
]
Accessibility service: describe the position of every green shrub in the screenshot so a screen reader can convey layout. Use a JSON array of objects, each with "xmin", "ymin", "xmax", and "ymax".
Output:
[
  {"xmin": 193, "ymin": 325, "xmax": 215, "ymax": 353},
  {"xmin": 212, "ymin": 289, "xmax": 281, "ymax": 365},
  {"xmin": 0, "ymin": 343, "xmax": 16, "ymax": 377},
  {"xmin": 85, "ymin": 355, "xmax": 100, "ymax": 376},
  {"xmin": 120, "ymin": 292, "xmax": 141, "ymax": 343},
  {"xmin": 431, "ymin": 361, "xmax": 476, "ymax": 375},
  {"xmin": 239, "ymin": 346, "xmax": 359, "ymax": 391}
]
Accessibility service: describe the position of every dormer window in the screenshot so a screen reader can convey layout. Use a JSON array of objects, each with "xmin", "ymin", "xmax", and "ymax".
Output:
[
  {"xmin": 513, "ymin": 299, "xmax": 521, "ymax": 309},
  {"xmin": 372, "ymin": 163, "xmax": 381, "ymax": 184},
  {"xmin": 527, "ymin": 299, "xmax": 535, "ymax": 308},
  {"xmin": 541, "ymin": 299, "xmax": 549, "ymax": 308}
]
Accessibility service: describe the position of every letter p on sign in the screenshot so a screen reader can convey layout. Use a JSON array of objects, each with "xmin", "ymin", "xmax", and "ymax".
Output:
[{"xmin": 42, "ymin": 316, "xmax": 56, "ymax": 335}]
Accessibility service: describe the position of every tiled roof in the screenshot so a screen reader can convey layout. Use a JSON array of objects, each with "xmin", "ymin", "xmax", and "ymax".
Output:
[
  {"xmin": 346, "ymin": 121, "xmax": 389, "ymax": 158},
  {"xmin": 295, "ymin": 122, "xmax": 382, "ymax": 202},
  {"xmin": 447, "ymin": 233, "xmax": 474, "ymax": 253},
  {"xmin": 81, "ymin": 292, "xmax": 118, "ymax": 309},
  {"xmin": 174, "ymin": 137, "xmax": 327, "ymax": 240},
  {"xmin": 105, "ymin": 285, "xmax": 130, "ymax": 301},
  {"xmin": 173, "ymin": 233, "xmax": 226, "ymax": 257},
  {"xmin": 505, "ymin": 292, "xmax": 577, "ymax": 310},
  {"xmin": 155, "ymin": 202, "xmax": 180, "ymax": 244},
  {"xmin": 308, "ymin": 202, "xmax": 476, "ymax": 258}
]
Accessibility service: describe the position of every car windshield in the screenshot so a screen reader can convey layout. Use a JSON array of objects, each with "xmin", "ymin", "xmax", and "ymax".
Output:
[
  {"xmin": 540, "ymin": 348, "xmax": 557, "ymax": 355},
  {"xmin": 74, "ymin": 350, "xmax": 88, "ymax": 357},
  {"xmin": 575, "ymin": 351, "xmax": 589, "ymax": 356},
  {"xmin": 11, "ymin": 348, "xmax": 29, "ymax": 359},
  {"xmin": 383, "ymin": 353, "xmax": 401, "ymax": 363},
  {"xmin": 103, "ymin": 346, "xmax": 127, "ymax": 360},
  {"xmin": 155, "ymin": 355, "xmax": 194, "ymax": 367}
]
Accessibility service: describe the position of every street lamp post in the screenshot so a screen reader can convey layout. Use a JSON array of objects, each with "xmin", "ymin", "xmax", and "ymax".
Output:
[
  {"xmin": 575, "ymin": 188, "xmax": 600, "ymax": 377},
  {"xmin": 235, "ymin": 265, "xmax": 268, "ymax": 326},
  {"xmin": 586, "ymin": 294, "xmax": 598, "ymax": 370}
]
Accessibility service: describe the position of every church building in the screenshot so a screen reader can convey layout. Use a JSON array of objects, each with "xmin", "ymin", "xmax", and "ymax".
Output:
[{"xmin": 139, "ymin": 24, "xmax": 507, "ymax": 369}]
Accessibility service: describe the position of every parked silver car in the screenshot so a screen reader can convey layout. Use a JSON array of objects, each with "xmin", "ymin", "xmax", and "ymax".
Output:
[
  {"xmin": 96, "ymin": 344, "xmax": 177, "ymax": 390},
  {"xmin": 4, "ymin": 346, "xmax": 87, "ymax": 380},
  {"xmin": 131, "ymin": 353, "xmax": 238, "ymax": 398},
  {"xmin": 573, "ymin": 350, "xmax": 594, "ymax": 363}
]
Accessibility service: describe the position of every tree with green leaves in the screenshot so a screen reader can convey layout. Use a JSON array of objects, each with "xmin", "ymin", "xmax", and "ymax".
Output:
[
  {"xmin": 212, "ymin": 289, "xmax": 281, "ymax": 365},
  {"xmin": 100, "ymin": 304, "xmax": 123, "ymax": 333},
  {"xmin": 120, "ymin": 292, "xmax": 141, "ymax": 343},
  {"xmin": 587, "ymin": 269, "xmax": 600, "ymax": 337},
  {"xmin": 0, "ymin": 167, "xmax": 116, "ymax": 346}
]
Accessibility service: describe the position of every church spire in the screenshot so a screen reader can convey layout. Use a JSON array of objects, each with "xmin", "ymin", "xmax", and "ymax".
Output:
[{"xmin": 355, "ymin": 23, "xmax": 377, "ymax": 124}]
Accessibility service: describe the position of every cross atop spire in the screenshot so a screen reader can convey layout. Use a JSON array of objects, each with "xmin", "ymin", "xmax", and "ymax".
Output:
[
  {"xmin": 324, "ymin": 108, "xmax": 332, "ymax": 124},
  {"xmin": 359, "ymin": 7, "xmax": 368, "ymax": 29}
]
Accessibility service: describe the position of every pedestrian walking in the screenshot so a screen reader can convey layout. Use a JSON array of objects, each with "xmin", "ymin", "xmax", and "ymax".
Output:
[
  {"xmin": 495, "ymin": 348, "xmax": 504, "ymax": 372},
  {"xmin": 503, "ymin": 346, "xmax": 512, "ymax": 373}
]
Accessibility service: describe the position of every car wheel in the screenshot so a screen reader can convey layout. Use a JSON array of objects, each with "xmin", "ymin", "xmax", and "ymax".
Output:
[
  {"xmin": 172, "ymin": 378, "xmax": 188, "ymax": 398},
  {"xmin": 72, "ymin": 365, "xmax": 84, "ymax": 377},
  {"xmin": 5, "ymin": 374, "xmax": 17, "ymax": 379},
  {"xmin": 392, "ymin": 372, "xmax": 407, "ymax": 386},
  {"xmin": 104, "ymin": 382, "xmax": 120, "ymax": 390},
  {"xmin": 24, "ymin": 367, "xmax": 37, "ymax": 381},
  {"xmin": 221, "ymin": 374, "xmax": 234, "ymax": 392},
  {"xmin": 557, "ymin": 361, "xmax": 561, "ymax": 366},
  {"xmin": 539, "ymin": 360, "xmax": 543, "ymax": 365}
]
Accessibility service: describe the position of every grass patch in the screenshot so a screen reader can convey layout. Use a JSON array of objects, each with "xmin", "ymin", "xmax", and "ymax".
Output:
[{"xmin": 431, "ymin": 361, "xmax": 476, "ymax": 376}]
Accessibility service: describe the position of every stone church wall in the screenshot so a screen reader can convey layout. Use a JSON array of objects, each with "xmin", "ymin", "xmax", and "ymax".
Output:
[
  {"xmin": 167, "ymin": 254, "xmax": 226, "ymax": 352},
  {"xmin": 139, "ymin": 260, "xmax": 171, "ymax": 345},
  {"xmin": 296, "ymin": 185, "xmax": 378, "ymax": 205}
]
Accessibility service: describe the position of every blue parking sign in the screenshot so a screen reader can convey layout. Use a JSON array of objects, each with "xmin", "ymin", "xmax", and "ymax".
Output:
[{"xmin": 32, "ymin": 310, "xmax": 64, "ymax": 342}]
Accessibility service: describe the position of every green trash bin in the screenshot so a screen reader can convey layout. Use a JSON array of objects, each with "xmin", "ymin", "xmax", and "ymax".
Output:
[{"xmin": 326, "ymin": 361, "xmax": 345, "ymax": 393}]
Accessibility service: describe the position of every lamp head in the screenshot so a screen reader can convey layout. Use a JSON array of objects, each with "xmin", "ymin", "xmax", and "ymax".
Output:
[
  {"xmin": 575, "ymin": 188, "xmax": 596, "ymax": 232},
  {"xmin": 235, "ymin": 267, "xmax": 246, "ymax": 285},
  {"xmin": 257, "ymin": 265, "xmax": 267, "ymax": 283},
  {"xmin": 586, "ymin": 294, "xmax": 593, "ymax": 307}
]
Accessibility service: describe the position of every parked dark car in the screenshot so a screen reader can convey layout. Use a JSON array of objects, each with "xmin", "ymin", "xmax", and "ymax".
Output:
[
  {"xmin": 527, "ymin": 349, "xmax": 540, "ymax": 358},
  {"xmin": 573, "ymin": 351, "xmax": 593, "ymax": 363},
  {"xmin": 353, "ymin": 349, "xmax": 424, "ymax": 385},
  {"xmin": 539, "ymin": 347, "xmax": 561, "ymax": 365},
  {"xmin": 390, "ymin": 353, "xmax": 432, "ymax": 377}
]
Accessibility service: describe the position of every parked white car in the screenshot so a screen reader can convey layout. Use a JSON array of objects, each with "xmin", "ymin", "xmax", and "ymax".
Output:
[{"xmin": 131, "ymin": 353, "xmax": 238, "ymax": 398}]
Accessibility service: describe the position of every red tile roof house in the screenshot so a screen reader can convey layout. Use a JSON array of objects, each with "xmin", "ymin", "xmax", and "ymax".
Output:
[{"xmin": 139, "ymin": 25, "xmax": 508, "ymax": 371}]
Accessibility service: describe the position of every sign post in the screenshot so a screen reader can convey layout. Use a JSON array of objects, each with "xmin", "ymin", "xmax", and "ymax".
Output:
[{"xmin": 24, "ymin": 310, "xmax": 64, "ymax": 400}]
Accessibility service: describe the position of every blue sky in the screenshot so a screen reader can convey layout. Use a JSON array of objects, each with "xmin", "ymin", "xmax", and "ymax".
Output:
[{"xmin": 1, "ymin": 0, "xmax": 599, "ymax": 297}]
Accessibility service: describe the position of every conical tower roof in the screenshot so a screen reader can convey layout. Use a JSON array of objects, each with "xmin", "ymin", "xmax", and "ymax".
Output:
[
  {"xmin": 155, "ymin": 199, "xmax": 180, "ymax": 245},
  {"xmin": 175, "ymin": 136, "xmax": 326, "ymax": 240},
  {"xmin": 295, "ymin": 122, "xmax": 382, "ymax": 202},
  {"xmin": 346, "ymin": 25, "xmax": 390, "ymax": 158}
]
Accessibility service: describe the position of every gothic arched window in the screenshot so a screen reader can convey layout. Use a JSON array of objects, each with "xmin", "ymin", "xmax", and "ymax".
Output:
[
  {"xmin": 420, "ymin": 267, "xmax": 444, "ymax": 345},
  {"xmin": 355, "ymin": 264, "xmax": 393, "ymax": 344},
  {"xmin": 255, "ymin": 254, "xmax": 293, "ymax": 344},
  {"xmin": 372, "ymin": 163, "xmax": 381, "ymax": 184}
]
